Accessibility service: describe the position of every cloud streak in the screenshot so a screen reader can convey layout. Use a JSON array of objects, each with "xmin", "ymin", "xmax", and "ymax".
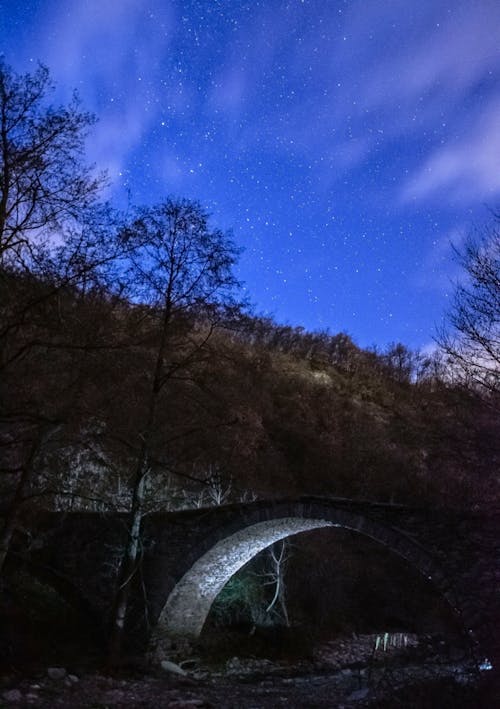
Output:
[
  {"xmin": 40, "ymin": 0, "xmax": 175, "ymax": 184},
  {"xmin": 204, "ymin": 1, "xmax": 500, "ymax": 204},
  {"xmin": 23, "ymin": 0, "xmax": 500, "ymax": 207},
  {"xmin": 401, "ymin": 97, "xmax": 500, "ymax": 203}
]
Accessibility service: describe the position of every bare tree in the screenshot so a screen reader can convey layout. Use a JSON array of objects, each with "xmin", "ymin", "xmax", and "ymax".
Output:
[
  {"xmin": 0, "ymin": 65, "xmax": 125, "ymax": 563},
  {"xmin": 211, "ymin": 540, "xmax": 291, "ymax": 629},
  {"xmin": 263, "ymin": 540, "xmax": 290, "ymax": 627},
  {"xmin": 0, "ymin": 60, "xmax": 102, "ymax": 267},
  {"xmin": 437, "ymin": 224, "xmax": 500, "ymax": 398},
  {"xmin": 108, "ymin": 198, "xmax": 241, "ymax": 662},
  {"xmin": 0, "ymin": 211, "xmax": 127, "ymax": 578}
]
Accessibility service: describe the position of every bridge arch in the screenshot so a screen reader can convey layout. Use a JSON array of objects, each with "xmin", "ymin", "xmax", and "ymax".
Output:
[{"xmin": 152, "ymin": 500, "xmax": 455, "ymax": 650}]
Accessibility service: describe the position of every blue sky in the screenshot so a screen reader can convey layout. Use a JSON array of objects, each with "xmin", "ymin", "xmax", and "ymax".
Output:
[{"xmin": 2, "ymin": 0, "xmax": 500, "ymax": 349}]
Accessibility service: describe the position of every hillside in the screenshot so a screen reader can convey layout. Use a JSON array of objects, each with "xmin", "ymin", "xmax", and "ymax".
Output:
[{"xmin": 1, "ymin": 270, "xmax": 498, "ymax": 515}]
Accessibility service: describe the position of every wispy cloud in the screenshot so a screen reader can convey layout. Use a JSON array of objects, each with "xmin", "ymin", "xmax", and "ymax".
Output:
[
  {"xmin": 343, "ymin": 0, "xmax": 500, "ymax": 205},
  {"xmin": 208, "ymin": 3, "xmax": 299, "ymax": 115},
  {"xmin": 358, "ymin": 1, "xmax": 499, "ymax": 109},
  {"xmin": 203, "ymin": 0, "xmax": 500, "ymax": 204},
  {"xmin": 40, "ymin": 0, "xmax": 175, "ymax": 182},
  {"xmin": 23, "ymin": 0, "xmax": 500, "ymax": 208},
  {"xmin": 401, "ymin": 98, "xmax": 500, "ymax": 203}
]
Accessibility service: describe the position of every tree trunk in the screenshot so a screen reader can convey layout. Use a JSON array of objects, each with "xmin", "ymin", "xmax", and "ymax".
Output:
[
  {"xmin": 107, "ymin": 466, "xmax": 146, "ymax": 665},
  {"xmin": 108, "ymin": 300, "xmax": 172, "ymax": 664}
]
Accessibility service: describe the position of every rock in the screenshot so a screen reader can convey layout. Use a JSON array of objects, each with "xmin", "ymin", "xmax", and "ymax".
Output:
[
  {"xmin": 47, "ymin": 667, "xmax": 67, "ymax": 680},
  {"xmin": 25, "ymin": 693, "xmax": 39, "ymax": 703},
  {"xmin": 192, "ymin": 671, "xmax": 209, "ymax": 680},
  {"xmin": 68, "ymin": 674, "xmax": 79, "ymax": 683},
  {"xmin": 347, "ymin": 687, "xmax": 370, "ymax": 701},
  {"xmin": 104, "ymin": 690, "xmax": 125, "ymax": 702},
  {"xmin": 167, "ymin": 701, "xmax": 207, "ymax": 708},
  {"xmin": 161, "ymin": 659, "xmax": 188, "ymax": 676},
  {"xmin": 2, "ymin": 689, "xmax": 22, "ymax": 702}
]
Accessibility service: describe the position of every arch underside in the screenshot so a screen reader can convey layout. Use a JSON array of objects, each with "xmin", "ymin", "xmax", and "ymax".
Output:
[{"xmin": 154, "ymin": 512, "xmax": 450, "ymax": 642}]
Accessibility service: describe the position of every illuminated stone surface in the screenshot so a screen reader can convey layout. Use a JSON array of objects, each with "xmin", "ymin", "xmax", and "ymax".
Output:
[{"xmin": 159, "ymin": 517, "xmax": 338, "ymax": 637}]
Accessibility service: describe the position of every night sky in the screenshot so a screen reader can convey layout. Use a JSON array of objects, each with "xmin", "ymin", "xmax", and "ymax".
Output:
[{"xmin": 2, "ymin": 0, "xmax": 500, "ymax": 349}]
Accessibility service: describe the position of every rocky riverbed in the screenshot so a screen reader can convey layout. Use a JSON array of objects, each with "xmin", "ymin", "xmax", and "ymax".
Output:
[{"xmin": 0, "ymin": 634, "xmax": 486, "ymax": 707}]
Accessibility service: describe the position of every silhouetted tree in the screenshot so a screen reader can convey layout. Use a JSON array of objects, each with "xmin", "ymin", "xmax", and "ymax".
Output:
[
  {"xmin": 437, "ymin": 224, "xmax": 500, "ymax": 399},
  {"xmin": 0, "ymin": 61, "xmax": 112, "ymax": 576},
  {"xmin": 108, "ymin": 198, "xmax": 242, "ymax": 661},
  {"xmin": 0, "ymin": 60, "xmax": 102, "ymax": 267},
  {"xmin": 0, "ymin": 262, "xmax": 128, "ymax": 575}
]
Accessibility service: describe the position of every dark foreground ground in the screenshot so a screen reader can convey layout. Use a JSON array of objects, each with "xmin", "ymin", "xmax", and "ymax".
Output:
[
  {"xmin": 0, "ymin": 670, "xmax": 487, "ymax": 708},
  {"xmin": 1, "ymin": 570, "xmax": 494, "ymax": 707},
  {"xmin": 0, "ymin": 635, "xmax": 491, "ymax": 708}
]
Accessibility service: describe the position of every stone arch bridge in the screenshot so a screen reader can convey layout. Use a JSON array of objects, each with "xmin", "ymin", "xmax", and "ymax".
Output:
[{"xmin": 14, "ymin": 497, "xmax": 500, "ymax": 672}]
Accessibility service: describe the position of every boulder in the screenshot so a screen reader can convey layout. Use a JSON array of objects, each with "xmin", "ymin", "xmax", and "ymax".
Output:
[
  {"xmin": 2, "ymin": 689, "xmax": 23, "ymax": 702},
  {"xmin": 160, "ymin": 660, "xmax": 188, "ymax": 676},
  {"xmin": 347, "ymin": 687, "xmax": 370, "ymax": 701},
  {"xmin": 47, "ymin": 667, "xmax": 67, "ymax": 680}
]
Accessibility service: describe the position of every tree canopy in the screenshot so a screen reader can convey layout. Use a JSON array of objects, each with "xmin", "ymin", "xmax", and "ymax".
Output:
[
  {"xmin": 0, "ymin": 60, "xmax": 102, "ymax": 268},
  {"xmin": 438, "ymin": 223, "xmax": 500, "ymax": 400}
]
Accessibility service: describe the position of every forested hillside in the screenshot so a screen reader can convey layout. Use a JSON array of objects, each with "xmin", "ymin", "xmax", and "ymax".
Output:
[{"xmin": 2, "ymin": 267, "xmax": 498, "ymax": 518}]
